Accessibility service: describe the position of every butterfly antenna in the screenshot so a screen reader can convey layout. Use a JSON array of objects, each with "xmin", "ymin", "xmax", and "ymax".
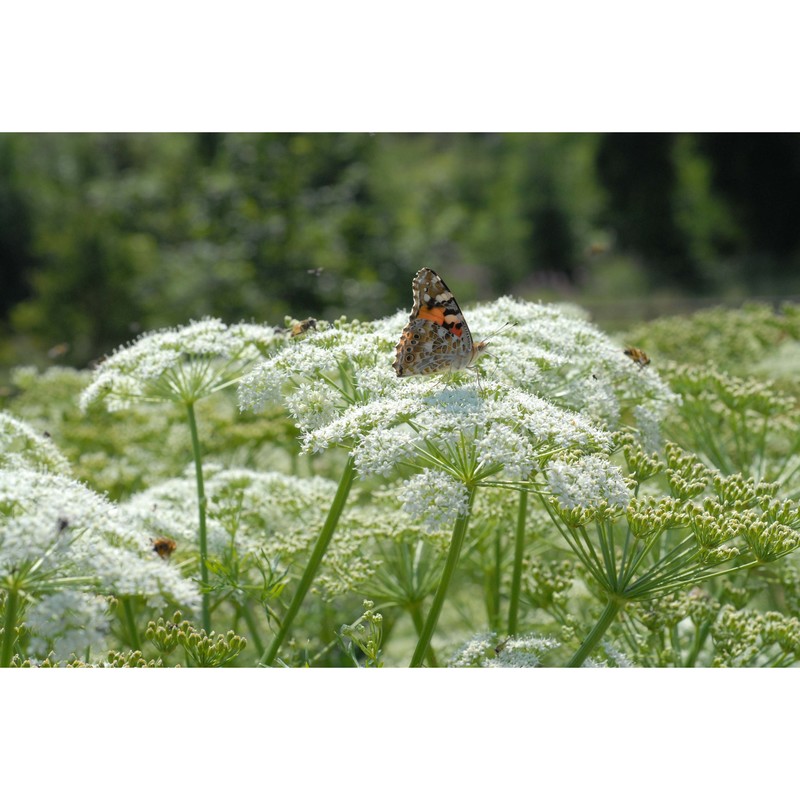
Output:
[{"xmin": 481, "ymin": 320, "xmax": 517, "ymax": 344}]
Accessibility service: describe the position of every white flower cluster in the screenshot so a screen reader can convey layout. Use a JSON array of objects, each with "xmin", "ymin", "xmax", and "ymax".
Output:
[
  {"xmin": 546, "ymin": 454, "xmax": 633, "ymax": 511},
  {"xmin": 123, "ymin": 465, "xmax": 381, "ymax": 598},
  {"xmin": 80, "ymin": 318, "xmax": 279, "ymax": 411},
  {"xmin": 236, "ymin": 297, "xmax": 673, "ymax": 525},
  {"xmin": 0, "ymin": 410, "xmax": 71, "ymax": 474},
  {"xmin": 26, "ymin": 590, "xmax": 112, "ymax": 660},
  {"xmin": 123, "ymin": 465, "xmax": 338, "ymax": 558},
  {"xmin": 237, "ymin": 317, "xmax": 391, "ymax": 413},
  {"xmin": 448, "ymin": 632, "xmax": 561, "ymax": 667},
  {"xmin": 398, "ymin": 469, "xmax": 471, "ymax": 530},
  {"xmin": 466, "ymin": 295, "xmax": 677, "ymax": 426},
  {"xmin": 0, "ymin": 468, "xmax": 201, "ymax": 659}
]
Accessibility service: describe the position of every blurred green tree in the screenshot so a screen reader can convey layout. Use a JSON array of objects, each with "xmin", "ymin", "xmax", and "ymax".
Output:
[
  {"xmin": 0, "ymin": 136, "xmax": 35, "ymax": 318},
  {"xmin": 595, "ymin": 133, "xmax": 706, "ymax": 291},
  {"xmin": 698, "ymin": 133, "xmax": 800, "ymax": 273},
  {"xmin": 2, "ymin": 132, "xmax": 800, "ymax": 372}
]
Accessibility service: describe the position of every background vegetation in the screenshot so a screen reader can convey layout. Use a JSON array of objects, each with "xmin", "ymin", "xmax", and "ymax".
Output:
[
  {"xmin": 4, "ymin": 133, "xmax": 800, "ymax": 668},
  {"xmin": 3, "ymin": 133, "xmax": 800, "ymax": 373}
]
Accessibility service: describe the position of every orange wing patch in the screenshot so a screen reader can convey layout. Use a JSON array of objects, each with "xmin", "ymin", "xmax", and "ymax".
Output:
[{"xmin": 393, "ymin": 268, "xmax": 487, "ymax": 376}]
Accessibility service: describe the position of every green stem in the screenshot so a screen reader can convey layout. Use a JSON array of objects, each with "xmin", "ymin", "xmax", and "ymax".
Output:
[
  {"xmin": 408, "ymin": 602, "xmax": 439, "ymax": 668},
  {"xmin": 410, "ymin": 485, "xmax": 476, "ymax": 667},
  {"xmin": 567, "ymin": 595, "xmax": 624, "ymax": 667},
  {"xmin": 1, "ymin": 587, "xmax": 20, "ymax": 668},
  {"xmin": 238, "ymin": 602, "xmax": 264, "ymax": 656},
  {"xmin": 507, "ymin": 490, "xmax": 528, "ymax": 636},
  {"xmin": 121, "ymin": 597, "xmax": 142, "ymax": 651},
  {"xmin": 260, "ymin": 455, "xmax": 357, "ymax": 666},
  {"xmin": 186, "ymin": 401, "xmax": 211, "ymax": 632},
  {"xmin": 684, "ymin": 619, "xmax": 712, "ymax": 667},
  {"xmin": 490, "ymin": 525, "xmax": 502, "ymax": 629}
]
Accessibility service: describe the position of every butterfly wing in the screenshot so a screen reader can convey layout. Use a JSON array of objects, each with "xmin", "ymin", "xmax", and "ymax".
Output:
[{"xmin": 393, "ymin": 268, "xmax": 480, "ymax": 376}]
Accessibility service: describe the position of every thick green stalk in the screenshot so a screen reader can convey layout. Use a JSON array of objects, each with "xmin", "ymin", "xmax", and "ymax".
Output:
[
  {"xmin": 260, "ymin": 455, "xmax": 357, "ymax": 666},
  {"xmin": 121, "ymin": 597, "xmax": 142, "ymax": 651},
  {"xmin": 186, "ymin": 401, "xmax": 211, "ymax": 632},
  {"xmin": 238, "ymin": 602, "xmax": 264, "ymax": 655},
  {"xmin": 1, "ymin": 587, "xmax": 20, "ymax": 668},
  {"xmin": 507, "ymin": 490, "xmax": 528, "ymax": 636},
  {"xmin": 408, "ymin": 602, "xmax": 439, "ymax": 668},
  {"xmin": 410, "ymin": 485, "xmax": 476, "ymax": 668},
  {"xmin": 489, "ymin": 525, "xmax": 502, "ymax": 630},
  {"xmin": 567, "ymin": 595, "xmax": 624, "ymax": 667}
]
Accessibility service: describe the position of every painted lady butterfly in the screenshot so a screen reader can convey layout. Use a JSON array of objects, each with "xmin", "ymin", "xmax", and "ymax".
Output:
[{"xmin": 393, "ymin": 268, "xmax": 488, "ymax": 377}]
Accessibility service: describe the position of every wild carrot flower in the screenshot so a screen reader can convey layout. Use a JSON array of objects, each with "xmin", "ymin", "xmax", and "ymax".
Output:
[
  {"xmin": 80, "ymin": 317, "xmax": 281, "ymax": 633},
  {"xmin": 0, "ymin": 468, "xmax": 200, "ymax": 663},
  {"xmin": 463, "ymin": 296, "xmax": 677, "ymax": 428},
  {"xmin": 448, "ymin": 632, "xmax": 561, "ymax": 667},
  {"xmin": 239, "ymin": 297, "xmax": 675, "ymax": 665},
  {"xmin": 240, "ymin": 301, "xmax": 675, "ymax": 454},
  {"xmin": 239, "ymin": 308, "xmax": 623, "ymax": 487},
  {"xmin": 122, "ymin": 465, "xmax": 378, "ymax": 598},
  {"xmin": 80, "ymin": 318, "xmax": 278, "ymax": 411},
  {"xmin": 546, "ymin": 454, "xmax": 633, "ymax": 514},
  {"xmin": 123, "ymin": 465, "xmax": 336, "ymax": 556},
  {"xmin": 0, "ymin": 411, "xmax": 71, "ymax": 474}
]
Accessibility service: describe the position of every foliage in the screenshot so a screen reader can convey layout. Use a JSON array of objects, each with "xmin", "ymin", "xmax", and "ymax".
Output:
[
  {"xmin": 2, "ymin": 297, "xmax": 800, "ymax": 667},
  {"xmin": 3, "ymin": 133, "xmax": 800, "ymax": 373}
]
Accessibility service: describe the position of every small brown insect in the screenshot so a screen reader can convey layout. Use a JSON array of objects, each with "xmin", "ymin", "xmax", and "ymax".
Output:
[
  {"xmin": 624, "ymin": 347, "xmax": 651, "ymax": 367},
  {"xmin": 273, "ymin": 318, "xmax": 318, "ymax": 337},
  {"xmin": 152, "ymin": 537, "xmax": 177, "ymax": 560},
  {"xmin": 290, "ymin": 318, "xmax": 317, "ymax": 337},
  {"xmin": 586, "ymin": 242, "xmax": 610, "ymax": 257},
  {"xmin": 47, "ymin": 342, "xmax": 70, "ymax": 359}
]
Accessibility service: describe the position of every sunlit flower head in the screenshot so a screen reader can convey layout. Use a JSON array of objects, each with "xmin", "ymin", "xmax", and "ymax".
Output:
[
  {"xmin": 398, "ymin": 469, "xmax": 470, "ymax": 529},
  {"xmin": 122, "ymin": 465, "xmax": 382, "ymax": 598},
  {"xmin": 122, "ymin": 465, "xmax": 338, "ymax": 559},
  {"xmin": 448, "ymin": 632, "xmax": 560, "ymax": 667},
  {"xmin": 546, "ymin": 454, "xmax": 633, "ymax": 511},
  {"xmin": 80, "ymin": 318, "xmax": 280, "ymax": 411},
  {"xmin": 238, "ymin": 298, "xmax": 675, "ymax": 525},
  {"xmin": 0, "ymin": 411, "xmax": 71, "ymax": 474},
  {"xmin": 463, "ymin": 295, "xmax": 677, "ymax": 427},
  {"xmin": 0, "ymin": 468, "xmax": 200, "ymax": 659}
]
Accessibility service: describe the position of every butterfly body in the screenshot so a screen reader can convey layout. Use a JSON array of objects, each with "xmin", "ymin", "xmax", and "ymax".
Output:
[{"xmin": 393, "ymin": 268, "xmax": 487, "ymax": 377}]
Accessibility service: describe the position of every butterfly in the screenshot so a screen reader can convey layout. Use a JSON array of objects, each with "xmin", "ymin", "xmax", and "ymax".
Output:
[
  {"xmin": 393, "ymin": 268, "xmax": 488, "ymax": 377},
  {"xmin": 623, "ymin": 346, "xmax": 651, "ymax": 367}
]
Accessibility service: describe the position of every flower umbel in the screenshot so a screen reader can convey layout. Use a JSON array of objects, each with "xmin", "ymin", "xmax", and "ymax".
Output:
[
  {"xmin": 80, "ymin": 318, "xmax": 279, "ymax": 411},
  {"xmin": 0, "ymin": 468, "xmax": 200, "ymax": 663},
  {"xmin": 79, "ymin": 318, "xmax": 281, "ymax": 634},
  {"xmin": 238, "ymin": 296, "xmax": 676, "ymax": 666},
  {"xmin": 0, "ymin": 411, "xmax": 71, "ymax": 475}
]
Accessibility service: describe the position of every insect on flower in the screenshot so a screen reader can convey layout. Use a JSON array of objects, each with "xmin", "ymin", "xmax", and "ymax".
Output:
[
  {"xmin": 393, "ymin": 268, "xmax": 489, "ymax": 376},
  {"xmin": 624, "ymin": 347, "xmax": 651, "ymax": 367},
  {"xmin": 290, "ymin": 318, "xmax": 317, "ymax": 337},
  {"xmin": 152, "ymin": 537, "xmax": 177, "ymax": 560},
  {"xmin": 273, "ymin": 318, "xmax": 318, "ymax": 337}
]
